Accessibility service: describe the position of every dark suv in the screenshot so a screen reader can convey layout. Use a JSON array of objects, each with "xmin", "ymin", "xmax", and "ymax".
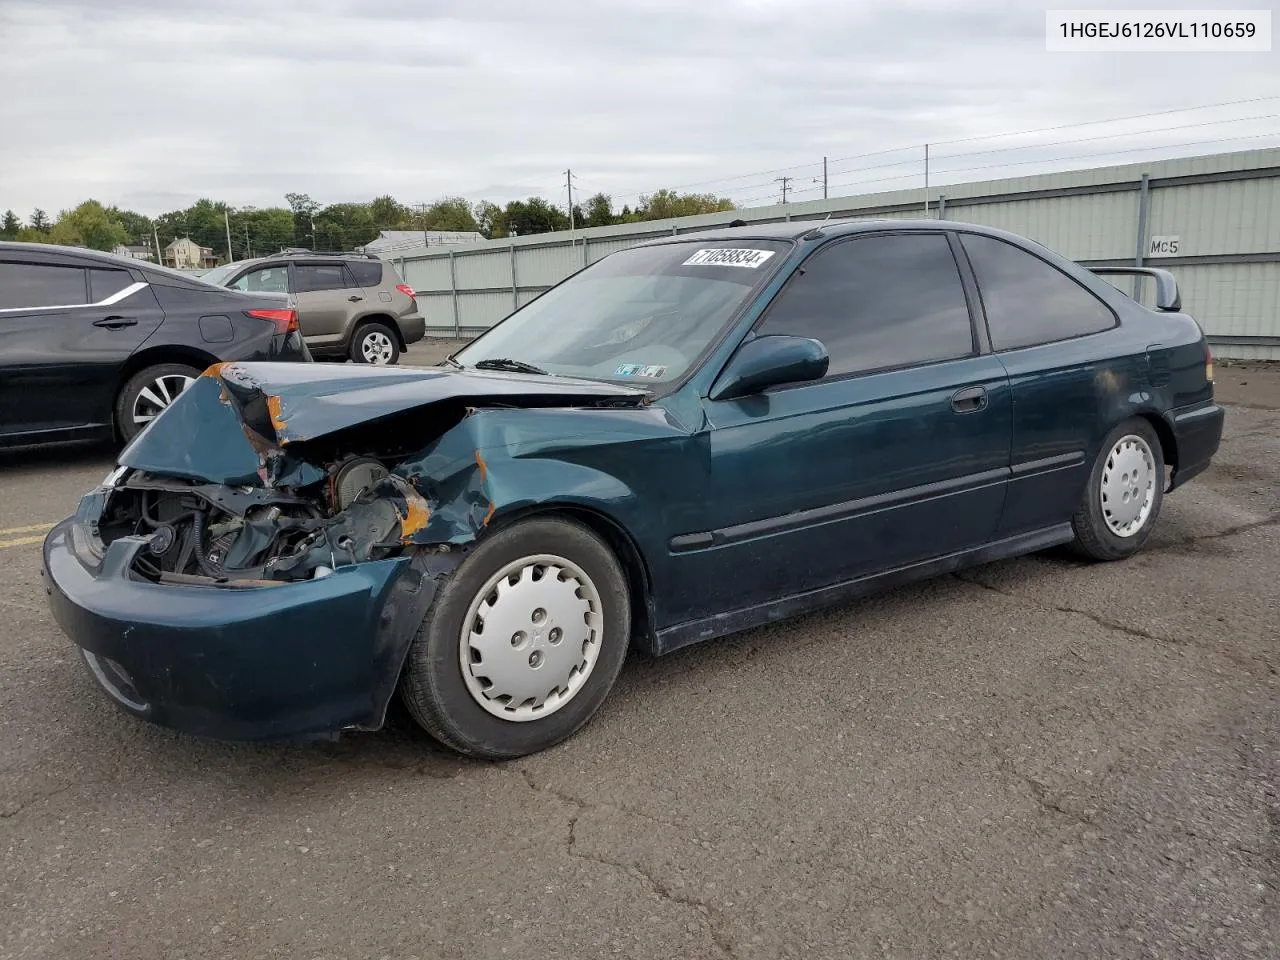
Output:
[{"xmin": 201, "ymin": 251, "xmax": 425, "ymax": 365}]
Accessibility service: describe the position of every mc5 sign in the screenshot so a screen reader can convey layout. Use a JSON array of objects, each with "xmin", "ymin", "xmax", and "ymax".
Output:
[{"xmin": 1148, "ymin": 235, "xmax": 1181, "ymax": 256}]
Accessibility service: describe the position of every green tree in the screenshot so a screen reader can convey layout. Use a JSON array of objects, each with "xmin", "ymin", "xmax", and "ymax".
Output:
[
  {"xmin": 0, "ymin": 210, "xmax": 20, "ymax": 240},
  {"xmin": 582, "ymin": 193, "xmax": 615, "ymax": 228},
  {"xmin": 30, "ymin": 208, "xmax": 49, "ymax": 232},
  {"xmin": 315, "ymin": 202, "xmax": 377, "ymax": 250},
  {"xmin": 236, "ymin": 206, "xmax": 296, "ymax": 257},
  {"xmin": 473, "ymin": 201, "xmax": 505, "ymax": 238},
  {"xmin": 284, "ymin": 192, "xmax": 320, "ymax": 249},
  {"xmin": 106, "ymin": 206, "xmax": 153, "ymax": 245},
  {"xmin": 421, "ymin": 197, "xmax": 479, "ymax": 232},
  {"xmin": 502, "ymin": 197, "xmax": 570, "ymax": 236},
  {"xmin": 47, "ymin": 200, "xmax": 129, "ymax": 251},
  {"xmin": 369, "ymin": 194, "xmax": 411, "ymax": 230},
  {"xmin": 634, "ymin": 189, "xmax": 735, "ymax": 220}
]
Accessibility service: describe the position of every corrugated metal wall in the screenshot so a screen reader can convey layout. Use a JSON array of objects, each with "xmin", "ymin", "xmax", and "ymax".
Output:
[{"xmin": 398, "ymin": 148, "xmax": 1280, "ymax": 359}]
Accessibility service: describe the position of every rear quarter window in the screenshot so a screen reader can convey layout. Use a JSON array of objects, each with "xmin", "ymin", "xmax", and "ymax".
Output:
[
  {"xmin": 960, "ymin": 234, "xmax": 1116, "ymax": 351},
  {"xmin": 348, "ymin": 260, "xmax": 384, "ymax": 287}
]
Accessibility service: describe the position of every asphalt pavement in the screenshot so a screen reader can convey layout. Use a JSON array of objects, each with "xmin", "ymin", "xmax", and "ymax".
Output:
[{"xmin": 1, "ymin": 349, "xmax": 1276, "ymax": 959}]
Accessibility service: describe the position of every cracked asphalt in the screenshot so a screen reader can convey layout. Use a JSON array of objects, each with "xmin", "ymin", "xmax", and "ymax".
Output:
[{"xmin": 1, "ymin": 349, "xmax": 1277, "ymax": 959}]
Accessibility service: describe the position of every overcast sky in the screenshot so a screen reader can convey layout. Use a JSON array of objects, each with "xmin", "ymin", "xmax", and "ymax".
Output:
[{"xmin": 1, "ymin": 0, "xmax": 1277, "ymax": 217}]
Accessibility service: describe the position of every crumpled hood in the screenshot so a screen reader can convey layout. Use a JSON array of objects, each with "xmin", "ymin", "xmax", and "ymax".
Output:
[{"xmin": 119, "ymin": 361, "xmax": 648, "ymax": 486}]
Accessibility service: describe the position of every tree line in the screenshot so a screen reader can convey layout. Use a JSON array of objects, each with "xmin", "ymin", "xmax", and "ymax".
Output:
[{"xmin": 0, "ymin": 189, "xmax": 736, "ymax": 261}]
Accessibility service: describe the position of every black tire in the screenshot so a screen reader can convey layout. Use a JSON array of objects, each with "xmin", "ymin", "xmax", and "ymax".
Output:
[
  {"xmin": 1071, "ymin": 418, "xmax": 1165, "ymax": 561},
  {"xmin": 349, "ymin": 322, "xmax": 401, "ymax": 365},
  {"xmin": 398, "ymin": 517, "xmax": 631, "ymax": 759},
  {"xmin": 115, "ymin": 362, "xmax": 202, "ymax": 443}
]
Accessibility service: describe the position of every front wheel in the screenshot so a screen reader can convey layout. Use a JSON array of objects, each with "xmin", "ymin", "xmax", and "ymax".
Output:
[
  {"xmin": 1071, "ymin": 418, "xmax": 1165, "ymax": 561},
  {"xmin": 350, "ymin": 322, "xmax": 400, "ymax": 365},
  {"xmin": 115, "ymin": 363, "xmax": 201, "ymax": 442},
  {"xmin": 398, "ymin": 517, "xmax": 631, "ymax": 759}
]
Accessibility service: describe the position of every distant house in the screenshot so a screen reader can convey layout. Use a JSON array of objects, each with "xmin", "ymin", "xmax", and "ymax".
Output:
[
  {"xmin": 164, "ymin": 237, "xmax": 218, "ymax": 269},
  {"xmin": 359, "ymin": 230, "xmax": 484, "ymax": 257},
  {"xmin": 112, "ymin": 244, "xmax": 154, "ymax": 261}
]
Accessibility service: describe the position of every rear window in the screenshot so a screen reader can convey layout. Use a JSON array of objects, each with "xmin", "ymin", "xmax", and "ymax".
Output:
[{"xmin": 348, "ymin": 260, "xmax": 384, "ymax": 287}]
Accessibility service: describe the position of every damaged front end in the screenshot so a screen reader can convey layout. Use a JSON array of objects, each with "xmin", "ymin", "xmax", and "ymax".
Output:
[
  {"xmin": 98, "ymin": 360, "xmax": 646, "ymax": 587},
  {"xmin": 45, "ymin": 361, "xmax": 649, "ymax": 741}
]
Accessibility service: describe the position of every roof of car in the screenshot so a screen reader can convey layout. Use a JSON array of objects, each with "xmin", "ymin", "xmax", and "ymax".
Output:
[
  {"xmin": 0, "ymin": 241, "xmax": 149, "ymax": 266},
  {"xmin": 637, "ymin": 217, "xmax": 1006, "ymax": 245}
]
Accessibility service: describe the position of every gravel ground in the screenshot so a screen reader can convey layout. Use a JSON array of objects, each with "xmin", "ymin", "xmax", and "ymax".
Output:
[{"xmin": 0, "ymin": 350, "xmax": 1276, "ymax": 959}]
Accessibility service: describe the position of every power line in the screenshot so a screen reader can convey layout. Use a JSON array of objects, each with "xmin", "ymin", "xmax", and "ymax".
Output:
[{"xmin": 600, "ymin": 95, "xmax": 1280, "ymax": 209}]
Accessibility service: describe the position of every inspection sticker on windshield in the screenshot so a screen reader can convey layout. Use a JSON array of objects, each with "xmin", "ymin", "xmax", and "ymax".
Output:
[
  {"xmin": 682, "ymin": 248, "xmax": 775, "ymax": 269},
  {"xmin": 615, "ymin": 363, "xmax": 667, "ymax": 379}
]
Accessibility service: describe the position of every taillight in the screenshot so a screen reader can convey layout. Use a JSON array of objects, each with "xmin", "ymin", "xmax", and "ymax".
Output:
[
  {"xmin": 247, "ymin": 308, "xmax": 299, "ymax": 334},
  {"xmin": 1205, "ymin": 342, "xmax": 1214, "ymax": 383},
  {"xmin": 395, "ymin": 283, "xmax": 416, "ymax": 300}
]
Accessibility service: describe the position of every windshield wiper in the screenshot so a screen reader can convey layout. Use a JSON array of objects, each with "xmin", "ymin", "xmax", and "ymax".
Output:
[
  {"xmin": 473, "ymin": 358, "xmax": 548, "ymax": 375},
  {"xmin": 441, "ymin": 355, "xmax": 463, "ymax": 369}
]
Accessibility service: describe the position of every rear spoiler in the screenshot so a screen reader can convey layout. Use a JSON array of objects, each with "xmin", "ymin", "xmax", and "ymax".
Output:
[{"xmin": 1089, "ymin": 266, "xmax": 1181, "ymax": 312}]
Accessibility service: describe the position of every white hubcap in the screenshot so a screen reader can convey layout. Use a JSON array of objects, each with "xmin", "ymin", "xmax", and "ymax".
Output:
[
  {"xmin": 361, "ymin": 330, "xmax": 394, "ymax": 364},
  {"xmin": 132, "ymin": 374, "xmax": 194, "ymax": 425},
  {"xmin": 459, "ymin": 554, "xmax": 604, "ymax": 722},
  {"xmin": 1100, "ymin": 434, "xmax": 1156, "ymax": 537}
]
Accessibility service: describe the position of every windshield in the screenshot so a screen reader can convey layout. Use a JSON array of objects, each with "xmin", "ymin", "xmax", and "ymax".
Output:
[
  {"xmin": 453, "ymin": 240, "xmax": 790, "ymax": 384},
  {"xmin": 198, "ymin": 262, "xmax": 243, "ymax": 287}
]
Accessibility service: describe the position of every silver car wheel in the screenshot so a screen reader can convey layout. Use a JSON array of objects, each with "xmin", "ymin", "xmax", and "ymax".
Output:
[
  {"xmin": 361, "ymin": 330, "xmax": 395, "ymax": 364},
  {"xmin": 459, "ymin": 554, "xmax": 604, "ymax": 722},
  {"xmin": 132, "ymin": 374, "xmax": 194, "ymax": 426},
  {"xmin": 1100, "ymin": 433, "xmax": 1156, "ymax": 537}
]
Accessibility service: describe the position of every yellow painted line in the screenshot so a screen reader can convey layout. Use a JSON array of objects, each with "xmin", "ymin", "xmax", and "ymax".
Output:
[
  {"xmin": 0, "ymin": 535, "xmax": 47, "ymax": 550},
  {"xmin": 0, "ymin": 523, "xmax": 55, "ymax": 536}
]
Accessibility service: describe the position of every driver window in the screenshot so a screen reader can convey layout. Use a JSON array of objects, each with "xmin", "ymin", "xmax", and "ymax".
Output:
[{"xmin": 233, "ymin": 266, "xmax": 290, "ymax": 294}]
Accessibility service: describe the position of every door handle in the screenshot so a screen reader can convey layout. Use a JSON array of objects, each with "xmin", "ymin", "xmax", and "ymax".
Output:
[
  {"xmin": 347, "ymin": 295, "xmax": 363, "ymax": 302},
  {"xmin": 950, "ymin": 385, "xmax": 987, "ymax": 413},
  {"xmin": 93, "ymin": 316, "xmax": 138, "ymax": 329}
]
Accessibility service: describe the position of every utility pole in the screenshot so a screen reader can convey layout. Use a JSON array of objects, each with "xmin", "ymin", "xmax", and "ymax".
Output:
[
  {"xmin": 774, "ymin": 176, "xmax": 792, "ymax": 204},
  {"xmin": 923, "ymin": 143, "xmax": 930, "ymax": 216},
  {"xmin": 153, "ymin": 223, "xmax": 163, "ymax": 265},
  {"xmin": 565, "ymin": 169, "xmax": 575, "ymax": 231},
  {"xmin": 420, "ymin": 202, "xmax": 428, "ymax": 248},
  {"xmin": 823, "ymin": 157, "xmax": 828, "ymax": 200},
  {"xmin": 224, "ymin": 208, "xmax": 234, "ymax": 263},
  {"xmin": 244, "ymin": 224, "xmax": 251, "ymax": 259}
]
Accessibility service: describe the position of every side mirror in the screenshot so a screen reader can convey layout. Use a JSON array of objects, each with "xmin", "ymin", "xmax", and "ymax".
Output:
[{"xmin": 709, "ymin": 335, "xmax": 829, "ymax": 401}]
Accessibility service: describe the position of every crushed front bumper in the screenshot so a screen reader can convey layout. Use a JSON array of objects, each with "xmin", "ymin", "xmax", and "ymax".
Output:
[{"xmin": 42, "ymin": 516, "xmax": 456, "ymax": 742}]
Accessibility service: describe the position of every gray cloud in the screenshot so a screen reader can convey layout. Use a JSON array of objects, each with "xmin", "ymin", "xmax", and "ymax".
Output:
[{"xmin": 1, "ymin": 0, "xmax": 1277, "ymax": 216}]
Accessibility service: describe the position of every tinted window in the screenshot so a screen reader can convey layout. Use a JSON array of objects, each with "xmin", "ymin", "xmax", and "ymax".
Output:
[
  {"xmin": 89, "ymin": 268, "xmax": 133, "ymax": 302},
  {"xmin": 349, "ymin": 260, "xmax": 383, "ymax": 286},
  {"xmin": 757, "ymin": 233, "xmax": 973, "ymax": 377},
  {"xmin": 0, "ymin": 262, "xmax": 87, "ymax": 309},
  {"xmin": 295, "ymin": 263, "xmax": 350, "ymax": 293},
  {"xmin": 961, "ymin": 234, "xmax": 1115, "ymax": 351},
  {"xmin": 232, "ymin": 265, "xmax": 289, "ymax": 294}
]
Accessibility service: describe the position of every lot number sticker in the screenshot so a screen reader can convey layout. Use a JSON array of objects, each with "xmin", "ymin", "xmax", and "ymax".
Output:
[{"xmin": 682, "ymin": 248, "xmax": 776, "ymax": 269}]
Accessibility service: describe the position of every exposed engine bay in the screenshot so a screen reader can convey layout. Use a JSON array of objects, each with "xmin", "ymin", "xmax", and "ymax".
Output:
[{"xmin": 99, "ymin": 455, "xmax": 429, "ymax": 584}]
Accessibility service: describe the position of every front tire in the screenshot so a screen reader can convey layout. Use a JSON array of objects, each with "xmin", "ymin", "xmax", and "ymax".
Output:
[
  {"xmin": 399, "ymin": 517, "xmax": 631, "ymax": 759},
  {"xmin": 350, "ymin": 322, "xmax": 400, "ymax": 365},
  {"xmin": 115, "ymin": 362, "xmax": 201, "ymax": 443},
  {"xmin": 1071, "ymin": 418, "xmax": 1165, "ymax": 561}
]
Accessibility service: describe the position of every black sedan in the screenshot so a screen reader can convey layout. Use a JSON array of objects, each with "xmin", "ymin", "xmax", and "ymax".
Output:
[{"xmin": 0, "ymin": 242, "xmax": 310, "ymax": 447}]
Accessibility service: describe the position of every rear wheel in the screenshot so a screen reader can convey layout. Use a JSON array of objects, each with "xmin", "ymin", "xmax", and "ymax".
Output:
[
  {"xmin": 1071, "ymin": 418, "xmax": 1165, "ymax": 561},
  {"xmin": 115, "ymin": 363, "xmax": 201, "ymax": 442},
  {"xmin": 350, "ymin": 322, "xmax": 400, "ymax": 365},
  {"xmin": 399, "ymin": 517, "xmax": 630, "ymax": 759}
]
